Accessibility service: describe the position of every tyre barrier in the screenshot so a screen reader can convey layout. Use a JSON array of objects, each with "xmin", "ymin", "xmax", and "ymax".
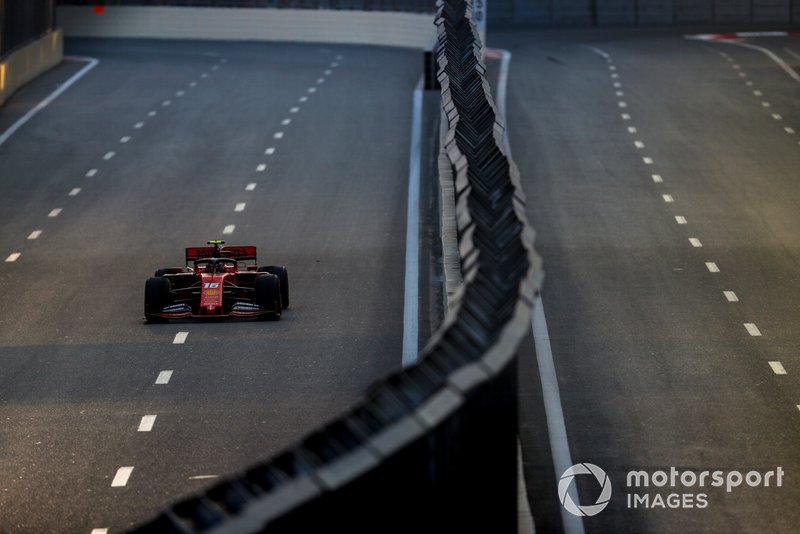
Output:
[{"xmin": 131, "ymin": 0, "xmax": 541, "ymax": 531}]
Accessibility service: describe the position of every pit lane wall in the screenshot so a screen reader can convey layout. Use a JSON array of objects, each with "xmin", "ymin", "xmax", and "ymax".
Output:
[
  {"xmin": 57, "ymin": 5, "xmax": 434, "ymax": 49},
  {"xmin": 131, "ymin": 0, "xmax": 542, "ymax": 530}
]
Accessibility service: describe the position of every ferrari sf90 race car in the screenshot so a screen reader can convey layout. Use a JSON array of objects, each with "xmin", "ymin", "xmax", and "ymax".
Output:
[{"xmin": 144, "ymin": 240, "xmax": 289, "ymax": 323}]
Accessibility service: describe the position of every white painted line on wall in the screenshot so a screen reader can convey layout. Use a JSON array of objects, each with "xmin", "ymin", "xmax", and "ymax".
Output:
[
  {"xmin": 138, "ymin": 415, "xmax": 157, "ymax": 432},
  {"xmin": 724, "ymin": 291, "xmax": 739, "ymax": 302},
  {"xmin": 0, "ymin": 56, "xmax": 99, "ymax": 148},
  {"xmin": 155, "ymin": 370, "xmax": 173, "ymax": 385},
  {"xmin": 5, "ymin": 253, "xmax": 21, "ymax": 263},
  {"xmin": 402, "ymin": 77, "xmax": 424, "ymax": 368},
  {"xmin": 173, "ymin": 332, "xmax": 189, "ymax": 344},
  {"xmin": 769, "ymin": 361, "xmax": 787, "ymax": 375},
  {"xmin": 744, "ymin": 323, "xmax": 762, "ymax": 336},
  {"xmin": 706, "ymin": 262, "xmax": 720, "ymax": 273},
  {"xmin": 223, "ymin": 225, "xmax": 235, "ymax": 235},
  {"xmin": 111, "ymin": 466, "xmax": 134, "ymax": 487},
  {"xmin": 28, "ymin": 230, "xmax": 42, "ymax": 240}
]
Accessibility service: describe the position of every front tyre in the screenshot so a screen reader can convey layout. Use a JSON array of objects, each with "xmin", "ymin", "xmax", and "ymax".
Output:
[
  {"xmin": 144, "ymin": 276, "xmax": 171, "ymax": 323},
  {"xmin": 255, "ymin": 274, "xmax": 282, "ymax": 320},
  {"xmin": 258, "ymin": 265, "xmax": 289, "ymax": 309}
]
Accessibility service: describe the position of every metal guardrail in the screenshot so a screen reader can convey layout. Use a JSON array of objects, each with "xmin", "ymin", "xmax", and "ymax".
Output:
[
  {"xmin": 0, "ymin": 0, "xmax": 56, "ymax": 58},
  {"xmin": 56, "ymin": 0, "xmax": 436, "ymax": 14},
  {"xmin": 130, "ymin": 0, "xmax": 541, "ymax": 530}
]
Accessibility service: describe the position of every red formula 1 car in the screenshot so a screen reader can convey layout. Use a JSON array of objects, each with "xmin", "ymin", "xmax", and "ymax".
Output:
[{"xmin": 144, "ymin": 240, "xmax": 289, "ymax": 323}]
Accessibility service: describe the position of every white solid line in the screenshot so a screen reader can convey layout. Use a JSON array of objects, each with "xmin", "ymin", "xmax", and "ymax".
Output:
[
  {"xmin": 138, "ymin": 415, "xmax": 157, "ymax": 432},
  {"xmin": 769, "ymin": 361, "xmax": 787, "ymax": 375},
  {"xmin": 155, "ymin": 370, "xmax": 173, "ymax": 385},
  {"xmin": 634, "ymin": 141, "xmax": 645, "ymax": 148},
  {"xmin": 618, "ymin": 101, "xmax": 627, "ymax": 108},
  {"xmin": 48, "ymin": 208, "xmax": 62, "ymax": 218},
  {"xmin": 689, "ymin": 238, "xmax": 703, "ymax": 247},
  {"xmin": 120, "ymin": 136, "xmax": 131, "ymax": 144},
  {"xmin": 627, "ymin": 126, "xmax": 637, "ymax": 133},
  {"xmin": 5, "ymin": 253, "xmax": 21, "ymax": 263},
  {"xmin": 162, "ymin": 100, "xmax": 172, "ymax": 106},
  {"xmin": 762, "ymin": 101, "xmax": 771, "ymax": 107},
  {"xmin": 0, "ymin": 56, "xmax": 99, "ymax": 148},
  {"xmin": 223, "ymin": 225, "xmax": 235, "ymax": 235},
  {"xmin": 724, "ymin": 291, "xmax": 739, "ymax": 302},
  {"xmin": 662, "ymin": 194, "xmax": 673, "ymax": 202},
  {"xmin": 28, "ymin": 230, "xmax": 42, "ymax": 240},
  {"xmin": 86, "ymin": 169, "xmax": 98, "ymax": 177},
  {"xmin": 402, "ymin": 77, "xmax": 424, "ymax": 368},
  {"xmin": 785, "ymin": 47, "xmax": 800, "ymax": 62},
  {"xmin": 706, "ymin": 262, "xmax": 720, "ymax": 273},
  {"xmin": 148, "ymin": 111, "xmax": 157, "ymax": 117},
  {"xmin": 643, "ymin": 157, "xmax": 654, "ymax": 164},
  {"xmin": 265, "ymin": 147, "xmax": 276, "ymax": 155},
  {"xmin": 299, "ymin": 96, "xmax": 308, "ymax": 102},
  {"xmin": 533, "ymin": 297, "xmax": 586, "ymax": 534},
  {"xmin": 256, "ymin": 164, "xmax": 267, "ymax": 172},
  {"xmin": 103, "ymin": 152, "xmax": 115, "ymax": 160},
  {"xmin": 652, "ymin": 174, "xmax": 663, "ymax": 183},
  {"xmin": 69, "ymin": 188, "xmax": 81, "ymax": 196},
  {"xmin": 235, "ymin": 203, "xmax": 246, "ymax": 212},
  {"xmin": 281, "ymin": 118, "xmax": 291, "ymax": 125},
  {"xmin": 274, "ymin": 132, "xmax": 284, "ymax": 139},
  {"xmin": 290, "ymin": 107, "xmax": 299, "ymax": 113},
  {"xmin": 786, "ymin": 127, "xmax": 796, "ymax": 134},
  {"xmin": 622, "ymin": 113, "xmax": 631, "ymax": 120},
  {"xmin": 728, "ymin": 41, "xmax": 800, "ymax": 83},
  {"xmin": 246, "ymin": 183, "xmax": 257, "ymax": 191},
  {"xmin": 773, "ymin": 113, "xmax": 783, "ymax": 120},
  {"xmin": 675, "ymin": 216, "xmax": 687, "ymax": 224},
  {"xmin": 189, "ymin": 475, "xmax": 219, "ymax": 480},
  {"xmin": 173, "ymin": 332, "xmax": 189, "ymax": 344},
  {"xmin": 744, "ymin": 323, "xmax": 762, "ymax": 336},
  {"xmin": 111, "ymin": 466, "xmax": 134, "ymax": 487},
  {"xmin": 308, "ymin": 87, "xmax": 317, "ymax": 93}
]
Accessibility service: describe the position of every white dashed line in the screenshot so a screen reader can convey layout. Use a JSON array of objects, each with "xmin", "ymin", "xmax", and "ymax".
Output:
[
  {"xmin": 246, "ymin": 183, "xmax": 257, "ymax": 191},
  {"xmin": 634, "ymin": 141, "xmax": 645, "ymax": 148},
  {"xmin": 69, "ymin": 188, "xmax": 81, "ymax": 196},
  {"xmin": 220, "ymin": 58, "xmax": 228, "ymax": 63},
  {"xmin": 111, "ymin": 466, "xmax": 134, "ymax": 487},
  {"xmin": 134, "ymin": 122, "xmax": 144, "ymax": 129},
  {"xmin": 90, "ymin": 529, "xmax": 108, "ymax": 534},
  {"xmin": 120, "ymin": 136, "xmax": 131, "ymax": 144},
  {"xmin": 103, "ymin": 152, "xmax": 115, "ymax": 160},
  {"xmin": 785, "ymin": 127, "xmax": 795, "ymax": 134},
  {"xmin": 739, "ymin": 72, "xmax": 747, "ymax": 78},
  {"xmin": 308, "ymin": 87, "xmax": 317, "ymax": 93},
  {"xmin": 211, "ymin": 65, "xmax": 220, "ymax": 71},
  {"xmin": 299, "ymin": 96, "xmax": 308, "ymax": 102},
  {"xmin": 274, "ymin": 132, "xmax": 284, "ymax": 139},
  {"xmin": 189, "ymin": 81, "xmax": 197, "ymax": 87},
  {"xmin": 622, "ymin": 113, "xmax": 631, "ymax": 120},
  {"xmin": 256, "ymin": 164, "xmax": 267, "ymax": 172},
  {"xmin": 754, "ymin": 90, "xmax": 763, "ymax": 96},
  {"xmin": 235, "ymin": 203, "xmax": 246, "ymax": 212},
  {"xmin": 773, "ymin": 113, "xmax": 783, "ymax": 120},
  {"xmin": 613, "ymin": 82, "xmax": 622, "ymax": 88},
  {"xmin": 28, "ymin": 230, "xmax": 42, "ymax": 240},
  {"xmin": 223, "ymin": 225, "xmax": 235, "ymax": 235},
  {"xmin": 162, "ymin": 100, "xmax": 172, "ymax": 107},
  {"xmin": 762, "ymin": 101, "xmax": 771, "ymax": 107},
  {"xmin": 138, "ymin": 415, "xmax": 157, "ymax": 432},
  {"xmin": 616, "ymin": 91, "xmax": 624, "ymax": 97},
  {"xmin": 689, "ymin": 238, "xmax": 703, "ymax": 248},
  {"xmin": 652, "ymin": 174, "xmax": 663, "ymax": 183},
  {"xmin": 176, "ymin": 90, "xmax": 185, "ymax": 97},
  {"xmin": 316, "ymin": 78, "xmax": 325, "ymax": 84},
  {"xmin": 611, "ymin": 73, "xmax": 619, "ymax": 79},
  {"xmin": 724, "ymin": 291, "xmax": 739, "ymax": 302},
  {"xmin": 675, "ymin": 216, "xmax": 687, "ymax": 224},
  {"xmin": 746, "ymin": 81, "xmax": 754, "ymax": 87},
  {"xmin": 744, "ymin": 323, "xmax": 762, "ymax": 336},
  {"xmin": 662, "ymin": 194, "xmax": 673, "ymax": 202},
  {"xmin": 201, "ymin": 73, "xmax": 209, "ymax": 78},
  {"xmin": 265, "ymin": 147, "xmax": 276, "ymax": 155},
  {"xmin": 173, "ymin": 332, "xmax": 189, "ymax": 344},
  {"xmin": 643, "ymin": 157, "xmax": 654, "ymax": 165},
  {"xmin": 732, "ymin": 64, "xmax": 740, "ymax": 70},
  {"xmin": 5, "ymin": 253, "xmax": 21, "ymax": 263},
  {"xmin": 331, "ymin": 62, "xmax": 339, "ymax": 68},
  {"xmin": 627, "ymin": 126, "xmax": 637, "ymax": 133},
  {"xmin": 48, "ymin": 208, "xmax": 62, "ymax": 218},
  {"xmin": 86, "ymin": 169, "xmax": 98, "ymax": 177},
  {"xmin": 290, "ymin": 107, "xmax": 300, "ymax": 113},
  {"xmin": 189, "ymin": 475, "xmax": 219, "ymax": 480},
  {"xmin": 618, "ymin": 101, "xmax": 627, "ymax": 108},
  {"xmin": 155, "ymin": 370, "xmax": 173, "ymax": 385},
  {"xmin": 148, "ymin": 110, "xmax": 157, "ymax": 117},
  {"xmin": 706, "ymin": 262, "xmax": 720, "ymax": 273},
  {"xmin": 769, "ymin": 361, "xmax": 787, "ymax": 375},
  {"xmin": 281, "ymin": 118, "xmax": 291, "ymax": 125},
  {"xmin": 324, "ymin": 69, "xmax": 332, "ymax": 75}
]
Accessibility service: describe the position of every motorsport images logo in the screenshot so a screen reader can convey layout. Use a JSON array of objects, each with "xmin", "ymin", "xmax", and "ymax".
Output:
[{"xmin": 559, "ymin": 463, "xmax": 785, "ymax": 515}]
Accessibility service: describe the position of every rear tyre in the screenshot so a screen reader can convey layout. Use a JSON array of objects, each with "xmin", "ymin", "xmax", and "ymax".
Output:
[
  {"xmin": 255, "ymin": 274, "xmax": 282, "ymax": 320},
  {"xmin": 258, "ymin": 265, "xmax": 289, "ymax": 309},
  {"xmin": 144, "ymin": 277, "xmax": 171, "ymax": 323}
]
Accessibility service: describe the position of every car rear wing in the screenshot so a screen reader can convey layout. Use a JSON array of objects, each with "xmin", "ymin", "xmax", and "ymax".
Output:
[{"xmin": 185, "ymin": 246, "xmax": 257, "ymax": 264}]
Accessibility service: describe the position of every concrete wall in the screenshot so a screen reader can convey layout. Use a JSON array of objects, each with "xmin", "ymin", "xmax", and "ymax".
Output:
[
  {"xmin": 57, "ymin": 6, "xmax": 436, "ymax": 49},
  {"xmin": 0, "ymin": 30, "xmax": 63, "ymax": 107}
]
